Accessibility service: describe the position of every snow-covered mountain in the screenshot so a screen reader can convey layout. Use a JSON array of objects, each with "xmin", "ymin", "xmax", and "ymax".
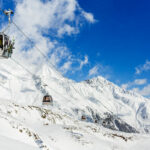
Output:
[{"xmin": 0, "ymin": 58, "xmax": 150, "ymax": 150}]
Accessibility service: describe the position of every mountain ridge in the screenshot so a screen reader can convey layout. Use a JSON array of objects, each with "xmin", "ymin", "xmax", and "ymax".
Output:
[
  {"xmin": 0, "ymin": 59, "xmax": 150, "ymax": 133},
  {"xmin": 0, "ymin": 58, "xmax": 150, "ymax": 149}
]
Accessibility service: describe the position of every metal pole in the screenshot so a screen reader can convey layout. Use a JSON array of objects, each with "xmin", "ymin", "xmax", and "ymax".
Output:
[{"xmin": 3, "ymin": 9, "xmax": 13, "ymax": 23}]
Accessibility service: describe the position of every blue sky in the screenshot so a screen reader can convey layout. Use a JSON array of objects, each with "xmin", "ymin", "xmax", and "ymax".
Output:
[
  {"xmin": 64, "ymin": 0, "xmax": 150, "ymax": 96},
  {"xmin": 0, "ymin": 0, "xmax": 150, "ymax": 97},
  {"xmin": 68, "ymin": 0, "xmax": 150, "ymax": 81}
]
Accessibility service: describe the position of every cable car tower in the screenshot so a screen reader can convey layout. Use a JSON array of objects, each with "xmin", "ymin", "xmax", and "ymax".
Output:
[{"xmin": 0, "ymin": 9, "xmax": 14, "ymax": 59}]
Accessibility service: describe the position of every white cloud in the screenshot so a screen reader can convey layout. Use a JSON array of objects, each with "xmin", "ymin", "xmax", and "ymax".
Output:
[
  {"xmin": 60, "ymin": 61, "xmax": 72, "ymax": 74},
  {"xmin": 3, "ymin": 0, "xmax": 96, "ymax": 76},
  {"xmin": 88, "ymin": 64, "xmax": 112, "ymax": 79},
  {"xmin": 79, "ymin": 55, "xmax": 88, "ymax": 69},
  {"xmin": 135, "ymin": 60, "xmax": 150, "ymax": 74},
  {"xmin": 132, "ymin": 84, "xmax": 150, "ymax": 97},
  {"xmin": 57, "ymin": 24, "xmax": 76, "ymax": 37},
  {"xmin": 88, "ymin": 65, "xmax": 99, "ymax": 76},
  {"xmin": 121, "ymin": 79, "xmax": 150, "ymax": 98},
  {"xmin": 134, "ymin": 79, "xmax": 147, "ymax": 85},
  {"xmin": 121, "ymin": 78, "xmax": 147, "ymax": 89},
  {"xmin": 121, "ymin": 83, "xmax": 129, "ymax": 89},
  {"xmin": 82, "ymin": 11, "xmax": 96, "ymax": 23}
]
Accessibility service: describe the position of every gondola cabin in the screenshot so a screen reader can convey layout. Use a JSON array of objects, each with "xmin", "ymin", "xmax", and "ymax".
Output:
[
  {"xmin": 95, "ymin": 120, "xmax": 98, "ymax": 123},
  {"xmin": 42, "ymin": 95, "xmax": 53, "ymax": 105},
  {"xmin": 81, "ymin": 115, "xmax": 86, "ymax": 121},
  {"xmin": 0, "ymin": 32, "xmax": 14, "ymax": 58}
]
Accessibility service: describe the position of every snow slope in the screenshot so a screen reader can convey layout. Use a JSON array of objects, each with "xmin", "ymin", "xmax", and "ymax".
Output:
[
  {"xmin": 0, "ymin": 98, "xmax": 150, "ymax": 150},
  {"xmin": 0, "ymin": 58, "xmax": 150, "ymax": 149}
]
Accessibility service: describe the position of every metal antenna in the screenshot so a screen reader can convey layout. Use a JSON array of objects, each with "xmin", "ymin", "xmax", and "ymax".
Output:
[{"xmin": 3, "ymin": 9, "xmax": 13, "ymax": 23}]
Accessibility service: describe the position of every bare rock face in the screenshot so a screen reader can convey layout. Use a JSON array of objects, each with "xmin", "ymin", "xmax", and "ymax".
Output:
[{"xmin": 101, "ymin": 113, "xmax": 138, "ymax": 133}]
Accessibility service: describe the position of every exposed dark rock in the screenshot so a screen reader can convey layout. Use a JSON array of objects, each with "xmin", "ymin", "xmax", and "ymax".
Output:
[
  {"xmin": 102, "ymin": 113, "xmax": 138, "ymax": 133},
  {"xmin": 73, "ymin": 107, "xmax": 138, "ymax": 133}
]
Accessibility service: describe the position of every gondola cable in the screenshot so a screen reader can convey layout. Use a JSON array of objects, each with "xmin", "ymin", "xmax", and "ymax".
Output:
[
  {"xmin": 0, "ymin": 10, "xmax": 114, "ymax": 114},
  {"xmin": 12, "ymin": 21, "xmax": 115, "ymax": 116},
  {"xmin": 1, "ymin": 8, "xmax": 117, "ymax": 118},
  {"xmin": 12, "ymin": 21, "xmax": 59, "ymax": 73}
]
